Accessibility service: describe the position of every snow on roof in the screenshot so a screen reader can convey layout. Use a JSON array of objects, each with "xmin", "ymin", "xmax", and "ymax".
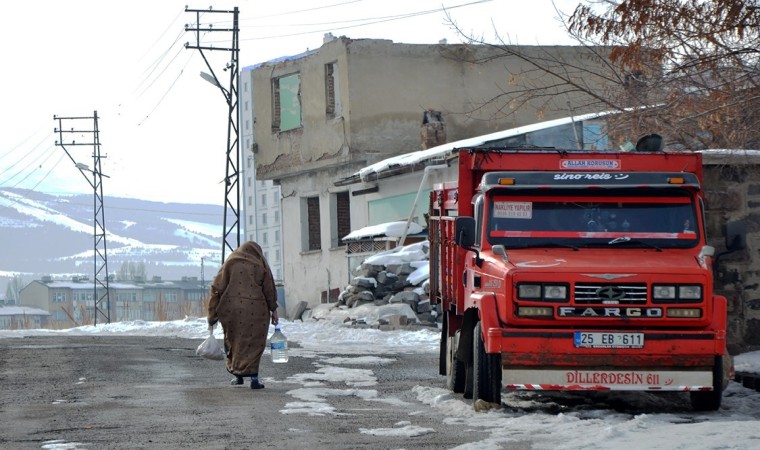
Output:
[
  {"xmin": 353, "ymin": 110, "xmax": 615, "ymax": 183},
  {"xmin": 343, "ymin": 221, "xmax": 424, "ymax": 242},
  {"xmin": 699, "ymin": 149, "xmax": 760, "ymax": 163},
  {"xmin": 0, "ymin": 306, "xmax": 50, "ymax": 316},
  {"xmin": 44, "ymin": 281, "xmax": 142, "ymax": 290}
]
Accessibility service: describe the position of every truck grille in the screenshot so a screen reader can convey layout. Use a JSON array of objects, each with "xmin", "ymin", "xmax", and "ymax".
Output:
[{"xmin": 574, "ymin": 283, "xmax": 647, "ymax": 304}]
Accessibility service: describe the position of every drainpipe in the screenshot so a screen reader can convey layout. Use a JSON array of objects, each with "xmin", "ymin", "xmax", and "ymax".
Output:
[{"xmin": 399, "ymin": 163, "xmax": 449, "ymax": 246}]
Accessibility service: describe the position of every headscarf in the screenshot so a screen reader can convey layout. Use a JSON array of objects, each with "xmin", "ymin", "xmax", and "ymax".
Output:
[{"xmin": 211, "ymin": 241, "xmax": 272, "ymax": 295}]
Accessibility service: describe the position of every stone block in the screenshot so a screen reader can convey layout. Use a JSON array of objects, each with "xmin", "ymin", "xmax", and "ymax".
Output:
[
  {"xmin": 289, "ymin": 301, "xmax": 308, "ymax": 321},
  {"xmin": 357, "ymin": 291, "xmax": 375, "ymax": 303},
  {"xmin": 744, "ymin": 318, "xmax": 760, "ymax": 345},
  {"xmin": 377, "ymin": 271, "xmax": 399, "ymax": 285},
  {"xmin": 351, "ymin": 277, "xmax": 377, "ymax": 290},
  {"xmin": 390, "ymin": 291, "xmax": 420, "ymax": 304},
  {"xmin": 388, "ymin": 314, "xmax": 408, "ymax": 326},
  {"xmin": 416, "ymin": 299, "xmax": 432, "ymax": 313}
]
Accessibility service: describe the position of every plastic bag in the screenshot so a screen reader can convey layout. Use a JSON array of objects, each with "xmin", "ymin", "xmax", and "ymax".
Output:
[{"xmin": 196, "ymin": 330, "xmax": 225, "ymax": 360}]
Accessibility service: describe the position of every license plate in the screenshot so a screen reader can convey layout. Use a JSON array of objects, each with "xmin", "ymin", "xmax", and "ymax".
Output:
[{"xmin": 574, "ymin": 331, "xmax": 644, "ymax": 348}]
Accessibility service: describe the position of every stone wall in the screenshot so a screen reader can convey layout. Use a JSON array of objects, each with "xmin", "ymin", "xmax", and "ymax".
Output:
[{"xmin": 703, "ymin": 151, "xmax": 760, "ymax": 354}]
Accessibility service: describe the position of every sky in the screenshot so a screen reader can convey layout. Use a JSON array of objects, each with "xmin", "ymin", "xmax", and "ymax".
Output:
[
  {"xmin": 3, "ymin": 312, "xmax": 760, "ymax": 449},
  {"xmin": 0, "ymin": 0, "xmax": 580, "ymax": 205}
]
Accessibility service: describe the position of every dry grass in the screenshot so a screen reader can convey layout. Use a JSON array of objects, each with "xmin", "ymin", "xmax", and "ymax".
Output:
[{"xmin": 153, "ymin": 294, "xmax": 169, "ymax": 321}]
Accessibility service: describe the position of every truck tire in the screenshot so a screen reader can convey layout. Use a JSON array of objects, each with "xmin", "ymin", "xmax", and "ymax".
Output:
[
  {"xmin": 690, "ymin": 355, "xmax": 723, "ymax": 411},
  {"xmin": 447, "ymin": 333, "xmax": 466, "ymax": 394},
  {"xmin": 472, "ymin": 322, "xmax": 502, "ymax": 405}
]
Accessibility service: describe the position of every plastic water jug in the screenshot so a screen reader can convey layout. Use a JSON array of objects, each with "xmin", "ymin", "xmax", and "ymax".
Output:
[{"xmin": 270, "ymin": 326, "xmax": 288, "ymax": 363}]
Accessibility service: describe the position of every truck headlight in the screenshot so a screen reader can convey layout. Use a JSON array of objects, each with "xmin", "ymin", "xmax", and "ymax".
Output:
[
  {"xmin": 544, "ymin": 285, "xmax": 567, "ymax": 300},
  {"xmin": 678, "ymin": 285, "xmax": 702, "ymax": 300},
  {"xmin": 653, "ymin": 284, "xmax": 703, "ymax": 303},
  {"xmin": 653, "ymin": 285, "xmax": 676, "ymax": 300},
  {"xmin": 518, "ymin": 284, "xmax": 541, "ymax": 299},
  {"xmin": 517, "ymin": 283, "xmax": 568, "ymax": 302}
]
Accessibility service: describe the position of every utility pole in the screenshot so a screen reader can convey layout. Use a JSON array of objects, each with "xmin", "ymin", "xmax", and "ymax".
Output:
[
  {"xmin": 185, "ymin": 6, "xmax": 241, "ymax": 263},
  {"xmin": 54, "ymin": 111, "xmax": 111, "ymax": 325},
  {"xmin": 200, "ymin": 256, "xmax": 206, "ymax": 292}
]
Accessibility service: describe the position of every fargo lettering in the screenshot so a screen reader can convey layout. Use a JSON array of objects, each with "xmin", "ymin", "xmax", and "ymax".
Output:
[{"xmin": 558, "ymin": 307, "xmax": 663, "ymax": 318}]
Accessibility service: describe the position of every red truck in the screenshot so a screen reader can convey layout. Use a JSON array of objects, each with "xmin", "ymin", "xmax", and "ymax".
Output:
[{"xmin": 429, "ymin": 147, "xmax": 745, "ymax": 411}]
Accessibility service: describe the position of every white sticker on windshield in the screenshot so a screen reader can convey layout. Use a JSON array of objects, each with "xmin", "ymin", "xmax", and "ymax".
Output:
[{"xmin": 493, "ymin": 201, "xmax": 533, "ymax": 219}]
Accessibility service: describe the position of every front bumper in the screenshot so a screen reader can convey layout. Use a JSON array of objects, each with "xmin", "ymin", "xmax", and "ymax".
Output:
[{"xmin": 491, "ymin": 327, "xmax": 721, "ymax": 391}]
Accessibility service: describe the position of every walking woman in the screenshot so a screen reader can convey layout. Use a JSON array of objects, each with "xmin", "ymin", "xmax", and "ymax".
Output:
[{"xmin": 207, "ymin": 241, "xmax": 279, "ymax": 389}]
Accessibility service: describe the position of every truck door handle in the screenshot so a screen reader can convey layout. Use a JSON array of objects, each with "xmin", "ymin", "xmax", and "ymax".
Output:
[{"xmin": 462, "ymin": 271, "xmax": 467, "ymax": 287}]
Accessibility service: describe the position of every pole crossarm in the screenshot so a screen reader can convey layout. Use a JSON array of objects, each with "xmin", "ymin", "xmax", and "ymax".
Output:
[
  {"xmin": 185, "ymin": 6, "xmax": 241, "ymax": 264},
  {"xmin": 53, "ymin": 111, "xmax": 111, "ymax": 325}
]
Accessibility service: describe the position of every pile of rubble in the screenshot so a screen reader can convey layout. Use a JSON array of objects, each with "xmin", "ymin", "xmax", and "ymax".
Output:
[
  {"xmin": 336, "ymin": 259, "xmax": 440, "ymax": 327},
  {"xmin": 301, "ymin": 241, "xmax": 441, "ymax": 327}
]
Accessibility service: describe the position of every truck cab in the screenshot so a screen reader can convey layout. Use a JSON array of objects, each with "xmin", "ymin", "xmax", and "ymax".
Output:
[{"xmin": 430, "ymin": 147, "xmax": 745, "ymax": 411}]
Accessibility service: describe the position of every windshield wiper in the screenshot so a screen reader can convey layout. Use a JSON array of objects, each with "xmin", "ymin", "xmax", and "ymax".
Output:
[
  {"xmin": 513, "ymin": 242, "xmax": 579, "ymax": 251},
  {"xmin": 607, "ymin": 236, "xmax": 662, "ymax": 251}
]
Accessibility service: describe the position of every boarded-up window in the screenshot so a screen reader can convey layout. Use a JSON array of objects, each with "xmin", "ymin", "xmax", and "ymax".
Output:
[
  {"xmin": 331, "ymin": 191, "xmax": 351, "ymax": 247},
  {"xmin": 272, "ymin": 73, "xmax": 301, "ymax": 132},
  {"xmin": 325, "ymin": 62, "xmax": 337, "ymax": 118},
  {"xmin": 307, "ymin": 196, "xmax": 321, "ymax": 251}
]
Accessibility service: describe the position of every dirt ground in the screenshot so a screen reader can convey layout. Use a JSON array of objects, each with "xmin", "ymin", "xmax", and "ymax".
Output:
[{"xmin": 0, "ymin": 335, "xmax": 485, "ymax": 450}]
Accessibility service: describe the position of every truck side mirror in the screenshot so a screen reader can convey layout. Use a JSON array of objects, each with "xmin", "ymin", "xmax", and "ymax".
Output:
[
  {"xmin": 725, "ymin": 221, "xmax": 746, "ymax": 251},
  {"xmin": 455, "ymin": 217, "xmax": 476, "ymax": 248},
  {"xmin": 712, "ymin": 220, "xmax": 747, "ymax": 272}
]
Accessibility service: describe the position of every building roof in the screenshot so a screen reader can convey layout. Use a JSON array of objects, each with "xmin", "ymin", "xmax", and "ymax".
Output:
[
  {"xmin": 334, "ymin": 110, "xmax": 615, "ymax": 186},
  {"xmin": 0, "ymin": 306, "xmax": 50, "ymax": 316}
]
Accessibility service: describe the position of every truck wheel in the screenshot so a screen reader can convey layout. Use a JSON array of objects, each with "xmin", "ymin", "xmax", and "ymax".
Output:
[
  {"xmin": 447, "ymin": 333, "xmax": 466, "ymax": 393},
  {"xmin": 472, "ymin": 322, "xmax": 502, "ymax": 405},
  {"xmin": 690, "ymin": 355, "xmax": 723, "ymax": 411}
]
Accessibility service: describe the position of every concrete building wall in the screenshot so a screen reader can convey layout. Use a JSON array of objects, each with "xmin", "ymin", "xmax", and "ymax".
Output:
[
  {"xmin": 253, "ymin": 38, "xmax": 613, "ymax": 180},
  {"xmin": 278, "ymin": 164, "xmax": 362, "ymax": 310},
  {"xmin": 250, "ymin": 38, "xmax": 617, "ymax": 313},
  {"xmin": 19, "ymin": 282, "xmax": 49, "ymax": 310}
]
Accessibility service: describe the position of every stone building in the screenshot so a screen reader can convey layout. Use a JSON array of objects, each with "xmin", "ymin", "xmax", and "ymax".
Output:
[{"xmin": 702, "ymin": 151, "xmax": 760, "ymax": 353}]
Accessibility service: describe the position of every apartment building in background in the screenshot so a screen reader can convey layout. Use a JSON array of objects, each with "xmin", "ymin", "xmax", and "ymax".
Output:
[{"xmin": 240, "ymin": 67, "xmax": 284, "ymax": 289}]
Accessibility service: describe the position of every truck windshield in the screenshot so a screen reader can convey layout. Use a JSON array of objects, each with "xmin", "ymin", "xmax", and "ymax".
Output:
[{"xmin": 487, "ymin": 188, "xmax": 699, "ymax": 249}]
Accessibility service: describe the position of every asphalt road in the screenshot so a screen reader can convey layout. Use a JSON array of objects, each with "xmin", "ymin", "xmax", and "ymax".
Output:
[{"xmin": 0, "ymin": 335, "xmax": 488, "ymax": 450}]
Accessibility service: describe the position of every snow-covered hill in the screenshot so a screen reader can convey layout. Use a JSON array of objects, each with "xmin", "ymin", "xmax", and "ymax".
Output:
[{"xmin": 0, "ymin": 188, "xmax": 224, "ymax": 284}]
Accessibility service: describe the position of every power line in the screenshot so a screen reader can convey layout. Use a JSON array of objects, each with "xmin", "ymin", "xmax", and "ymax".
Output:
[
  {"xmin": 207, "ymin": 0, "xmax": 494, "ymax": 42},
  {"xmin": 0, "ymin": 128, "xmax": 48, "ymax": 161},
  {"xmin": 242, "ymin": 0, "xmax": 367, "ymax": 20},
  {"xmin": 0, "ymin": 132, "xmax": 53, "ymax": 177},
  {"xmin": 26, "ymin": 152, "xmax": 67, "ymax": 192},
  {"xmin": 2, "ymin": 146, "xmax": 55, "ymax": 188},
  {"xmin": 134, "ymin": 31, "xmax": 186, "ymax": 96},
  {"xmin": 0, "ymin": 144, "xmax": 56, "ymax": 187},
  {"xmin": 137, "ymin": 9, "xmax": 185, "ymax": 64},
  {"xmin": 137, "ymin": 52, "xmax": 195, "ymax": 127}
]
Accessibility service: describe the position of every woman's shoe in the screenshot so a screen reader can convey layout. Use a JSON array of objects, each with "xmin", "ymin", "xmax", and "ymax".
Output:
[
  {"xmin": 250, "ymin": 379, "xmax": 265, "ymax": 389},
  {"xmin": 231, "ymin": 376, "xmax": 244, "ymax": 385}
]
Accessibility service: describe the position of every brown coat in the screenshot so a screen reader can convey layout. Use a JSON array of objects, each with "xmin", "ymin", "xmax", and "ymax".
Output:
[{"xmin": 207, "ymin": 241, "xmax": 278, "ymax": 377}]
